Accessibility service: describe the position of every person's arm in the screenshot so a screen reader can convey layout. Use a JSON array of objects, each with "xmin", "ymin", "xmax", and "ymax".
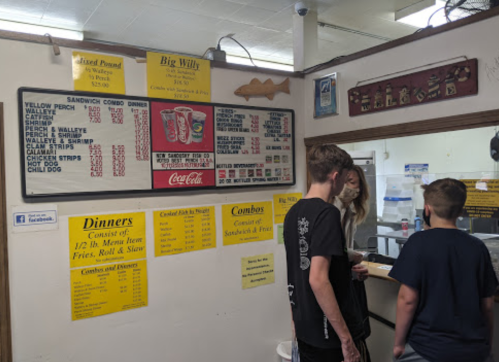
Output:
[
  {"xmin": 481, "ymin": 296, "xmax": 494, "ymax": 350},
  {"xmin": 393, "ymin": 284, "xmax": 419, "ymax": 358},
  {"xmin": 309, "ymin": 255, "xmax": 360, "ymax": 362}
]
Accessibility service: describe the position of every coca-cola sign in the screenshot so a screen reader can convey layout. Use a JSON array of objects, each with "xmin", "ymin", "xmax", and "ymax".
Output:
[{"xmin": 153, "ymin": 170, "xmax": 215, "ymax": 189}]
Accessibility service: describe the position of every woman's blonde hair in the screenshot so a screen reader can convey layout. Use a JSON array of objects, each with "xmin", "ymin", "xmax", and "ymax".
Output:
[{"xmin": 351, "ymin": 165, "xmax": 370, "ymax": 225}]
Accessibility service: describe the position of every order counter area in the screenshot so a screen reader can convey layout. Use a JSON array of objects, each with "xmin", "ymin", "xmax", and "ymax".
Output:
[{"xmin": 363, "ymin": 262, "xmax": 499, "ymax": 362}]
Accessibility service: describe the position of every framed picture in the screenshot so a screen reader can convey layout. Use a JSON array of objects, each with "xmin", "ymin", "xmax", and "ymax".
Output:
[{"xmin": 313, "ymin": 72, "xmax": 338, "ymax": 118}]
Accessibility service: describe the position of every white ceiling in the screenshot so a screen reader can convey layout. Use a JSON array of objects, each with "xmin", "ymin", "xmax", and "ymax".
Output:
[{"xmin": 0, "ymin": 0, "xmax": 421, "ymax": 66}]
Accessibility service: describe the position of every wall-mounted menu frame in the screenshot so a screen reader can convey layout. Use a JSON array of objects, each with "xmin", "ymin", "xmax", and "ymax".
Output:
[{"xmin": 19, "ymin": 87, "xmax": 295, "ymax": 199}]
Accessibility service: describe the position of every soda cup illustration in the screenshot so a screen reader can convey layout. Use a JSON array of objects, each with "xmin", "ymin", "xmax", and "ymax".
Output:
[
  {"xmin": 174, "ymin": 107, "xmax": 193, "ymax": 144},
  {"xmin": 191, "ymin": 111, "xmax": 206, "ymax": 143},
  {"xmin": 160, "ymin": 109, "xmax": 177, "ymax": 142}
]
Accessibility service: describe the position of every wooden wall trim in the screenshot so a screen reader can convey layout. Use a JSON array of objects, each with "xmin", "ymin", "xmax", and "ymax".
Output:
[
  {"xmin": 0, "ymin": 104, "xmax": 12, "ymax": 362},
  {"xmin": 304, "ymin": 109, "xmax": 499, "ymax": 148}
]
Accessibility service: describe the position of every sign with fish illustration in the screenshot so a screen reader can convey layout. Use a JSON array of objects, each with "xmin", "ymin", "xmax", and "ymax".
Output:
[
  {"xmin": 314, "ymin": 72, "xmax": 338, "ymax": 118},
  {"xmin": 147, "ymin": 52, "xmax": 211, "ymax": 102},
  {"xmin": 348, "ymin": 59, "xmax": 478, "ymax": 116},
  {"xmin": 234, "ymin": 78, "xmax": 290, "ymax": 101},
  {"xmin": 18, "ymin": 87, "xmax": 295, "ymax": 199}
]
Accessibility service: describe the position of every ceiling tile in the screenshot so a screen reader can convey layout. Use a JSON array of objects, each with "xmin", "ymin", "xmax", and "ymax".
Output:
[
  {"xmin": 245, "ymin": 0, "xmax": 294, "ymax": 12},
  {"xmin": 229, "ymin": 5, "xmax": 276, "ymax": 26},
  {"xmin": 174, "ymin": 12, "xmax": 223, "ymax": 31},
  {"xmin": 41, "ymin": 7, "xmax": 93, "ymax": 29},
  {"xmin": 258, "ymin": 7, "xmax": 293, "ymax": 32},
  {"xmin": 84, "ymin": 0, "xmax": 146, "ymax": 37},
  {"xmin": 0, "ymin": 0, "xmax": 48, "ymax": 21},
  {"xmin": 192, "ymin": 0, "xmax": 243, "ymax": 20},
  {"xmin": 150, "ymin": 0, "xmax": 204, "ymax": 13},
  {"xmin": 47, "ymin": 0, "xmax": 103, "ymax": 12}
]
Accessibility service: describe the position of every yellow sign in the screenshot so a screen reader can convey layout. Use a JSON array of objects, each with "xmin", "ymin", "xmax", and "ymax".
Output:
[
  {"xmin": 69, "ymin": 212, "xmax": 146, "ymax": 268},
  {"xmin": 241, "ymin": 254, "xmax": 275, "ymax": 289},
  {"xmin": 461, "ymin": 179, "xmax": 499, "ymax": 218},
  {"xmin": 71, "ymin": 260, "xmax": 147, "ymax": 320},
  {"xmin": 222, "ymin": 201, "xmax": 273, "ymax": 246},
  {"xmin": 147, "ymin": 52, "xmax": 211, "ymax": 102},
  {"xmin": 72, "ymin": 51, "xmax": 125, "ymax": 94},
  {"xmin": 278, "ymin": 224, "xmax": 284, "ymax": 244},
  {"xmin": 154, "ymin": 206, "xmax": 216, "ymax": 256},
  {"xmin": 273, "ymin": 192, "xmax": 302, "ymax": 224}
]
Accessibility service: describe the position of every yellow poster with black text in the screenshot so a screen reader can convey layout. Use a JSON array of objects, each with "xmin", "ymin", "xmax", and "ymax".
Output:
[
  {"xmin": 71, "ymin": 260, "xmax": 147, "ymax": 320},
  {"xmin": 147, "ymin": 52, "xmax": 210, "ymax": 102},
  {"xmin": 241, "ymin": 254, "xmax": 274, "ymax": 289},
  {"xmin": 461, "ymin": 179, "xmax": 499, "ymax": 218},
  {"xmin": 222, "ymin": 201, "xmax": 273, "ymax": 245},
  {"xmin": 273, "ymin": 192, "xmax": 302, "ymax": 224},
  {"xmin": 72, "ymin": 51, "xmax": 125, "ymax": 94},
  {"xmin": 154, "ymin": 206, "xmax": 216, "ymax": 256},
  {"xmin": 69, "ymin": 212, "xmax": 146, "ymax": 268}
]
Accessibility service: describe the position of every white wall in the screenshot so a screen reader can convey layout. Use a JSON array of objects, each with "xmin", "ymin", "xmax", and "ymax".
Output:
[
  {"xmin": 0, "ymin": 38, "xmax": 305, "ymax": 362},
  {"xmin": 305, "ymin": 16, "xmax": 499, "ymax": 137}
]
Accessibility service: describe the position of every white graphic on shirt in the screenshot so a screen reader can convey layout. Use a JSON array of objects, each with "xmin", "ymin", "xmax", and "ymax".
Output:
[
  {"xmin": 298, "ymin": 217, "xmax": 310, "ymax": 271},
  {"xmin": 288, "ymin": 284, "xmax": 295, "ymax": 305},
  {"xmin": 323, "ymin": 314, "xmax": 329, "ymax": 339}
]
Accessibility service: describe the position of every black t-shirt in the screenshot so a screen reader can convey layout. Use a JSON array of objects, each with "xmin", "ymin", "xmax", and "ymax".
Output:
[
  {"xmin": 284, "ymin": 198, "xmax": 364, "ymax": 349},
  {"xmin": 389, "ymin": 228, "xmax": 498, "ymax": 362}
]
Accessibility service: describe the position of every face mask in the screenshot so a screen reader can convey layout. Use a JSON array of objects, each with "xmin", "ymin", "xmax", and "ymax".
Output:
[
  {"xmin": 423, "ymin": 207, "xmax": 431, "ymax": 228},
  {"xmin": 338, "ymin": 186, "xmax": 360, "ymax": 204}
]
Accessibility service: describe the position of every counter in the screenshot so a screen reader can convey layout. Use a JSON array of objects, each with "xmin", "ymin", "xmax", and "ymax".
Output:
[{"xmin": 362, "ymin": 261, "xmax": 499, "ymax": 361}]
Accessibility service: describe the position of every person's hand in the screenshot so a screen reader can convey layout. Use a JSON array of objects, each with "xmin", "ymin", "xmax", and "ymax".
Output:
[
  {"xmin": 393, "ymin": 345, "xmax": 405, "ymax": 360},
  {"xmin": 351, "ymin": 264, "xmax": 369, "ymax": 281},
  {"xmin": 350, "ymin": 251, "xmax": 364, "ymax": 265},
  {"xmin": 341, "ymin": 339, "xmax": 360, "ymax": 362}
]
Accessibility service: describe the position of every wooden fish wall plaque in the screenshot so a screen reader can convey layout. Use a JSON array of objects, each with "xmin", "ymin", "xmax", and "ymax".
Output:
[{"xmin": 235, "ymin": 78, "xmax": 290, "ymax": 101}]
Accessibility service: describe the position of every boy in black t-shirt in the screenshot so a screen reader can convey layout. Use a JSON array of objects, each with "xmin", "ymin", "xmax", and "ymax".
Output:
[
  {"xmin": 284, "ymin": 144, "xmax": 366, "ymax": 362},
  {"xmin": 390, "ymin": 178, "xmax": 498, "ymax": 362}
]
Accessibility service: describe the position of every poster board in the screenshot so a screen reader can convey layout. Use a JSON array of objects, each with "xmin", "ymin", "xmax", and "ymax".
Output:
[{"xmin": 18, "ymin": 88, "xmax": 295, "ymax": 199}]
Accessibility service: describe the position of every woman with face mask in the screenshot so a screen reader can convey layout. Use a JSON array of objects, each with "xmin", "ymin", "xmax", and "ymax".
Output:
[{"xmin": 331, "ymin": 165, "xmax": 372, "ymax": 362}]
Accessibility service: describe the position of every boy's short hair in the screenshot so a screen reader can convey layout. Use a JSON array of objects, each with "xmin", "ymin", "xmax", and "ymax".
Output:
[
  {"xmin": 422, "ymin": 178, "xmax": 467, "ymax": 220},
  {"xmin": 307, "ymin": 144, "xmax": 353, "ymax": 183}
]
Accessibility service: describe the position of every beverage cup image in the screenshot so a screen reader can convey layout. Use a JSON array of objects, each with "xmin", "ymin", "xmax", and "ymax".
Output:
[
  {"xmin": 191, "ymin": 111, "xmax": 206, "ymax": 143},
  {"xmin": 174, "ymin": 107, "xmax": 193, "ymax": 144},
  {"xmin": 160, "ymin": 109, "xmax": 177, "ymax": 143}
]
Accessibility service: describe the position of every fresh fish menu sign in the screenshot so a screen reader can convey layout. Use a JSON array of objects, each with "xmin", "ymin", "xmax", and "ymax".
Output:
[{"xmin": 19, "ymin": 87, "xmax": 295, "ymax": 199}]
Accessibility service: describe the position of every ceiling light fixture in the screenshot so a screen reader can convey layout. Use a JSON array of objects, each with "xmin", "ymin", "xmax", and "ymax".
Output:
[
  {"xmin": 0, "ymin": 20, "xmax": 83, "ymax": 40},
  {"xmin": 396, "ymin": 0, "xmax": 467, "ymax": 28}
]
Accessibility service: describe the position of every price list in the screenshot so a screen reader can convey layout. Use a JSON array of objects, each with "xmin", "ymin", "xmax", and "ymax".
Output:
[
  {"xmin": 154, "ymin": 206, "xmax": 216, "ymax": 256},
  {"xmin": 21, "ymin": 91, "xmax": 151, "ymax": 195},
  {"xmin": 214, "ymin": 107, "xmax": 294, "ymax": 187},
  {"xmin": 71, "ymin": 260, "xmax": 148, "ymax": 321}
]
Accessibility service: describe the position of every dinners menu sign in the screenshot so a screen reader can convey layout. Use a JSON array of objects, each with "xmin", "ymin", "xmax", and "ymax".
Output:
[{"xmin": 19, "ymin": 88, "xmax": 295, "ymax": 198}]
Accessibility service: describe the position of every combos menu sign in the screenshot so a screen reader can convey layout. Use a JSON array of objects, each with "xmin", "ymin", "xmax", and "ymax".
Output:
[
  {"xmin": 147, "ymin": 52, "xmax": 211, "ymax": 102},
  {"xmin": 222, "ymin": 201, "xmax": 273, "ymax": 246},
  {"xmin": 19, "ymin": 88, "xmax": 294, "ymax": 198}
]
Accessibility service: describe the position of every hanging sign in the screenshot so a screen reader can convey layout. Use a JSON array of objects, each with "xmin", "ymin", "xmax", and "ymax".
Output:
[
  {"xmin": 348, "ymin": 59, "xmax": 478, "ymax": 116},
  {"xmin": 72, "ymin": 51, "xmax": 125, "ymax": 94},
  {"xmin": 222, "ymin": 201, "xmax": 273, "ymax": 246},
  {"xmin": 18, "ymin": 88, "xmax": 295, "ymax": 199},
  {"xmin": 147, "ymin": 52, "xmax": 211, "ymax": 102}
]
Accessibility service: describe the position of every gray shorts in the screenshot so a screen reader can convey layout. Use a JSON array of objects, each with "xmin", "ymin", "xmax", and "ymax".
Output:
[{"xmin": 395, "ymin": 344, "xmax": 494, "ymax": 362}]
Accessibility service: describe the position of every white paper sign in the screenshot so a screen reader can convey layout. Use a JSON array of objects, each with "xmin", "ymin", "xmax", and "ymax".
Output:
[{"xmin": 12, "ymin": 204, "xmax": 58, "ymax": 233}]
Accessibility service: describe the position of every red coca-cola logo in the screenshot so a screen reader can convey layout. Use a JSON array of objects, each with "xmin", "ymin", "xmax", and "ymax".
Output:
[
  {"xmin": 166, "ymin": 119, "xmax": 177, "ymax": 141},
  {"xmin": 169, "ymin": 172, "xmax": 203, "ymax": 186},
  {"xmin": 219, "ymin": 170, "xmax": 226, "ymax": 178},
  {"xmin": 177, "ymin": 115, "xmax": 189, "ymax": 143}
]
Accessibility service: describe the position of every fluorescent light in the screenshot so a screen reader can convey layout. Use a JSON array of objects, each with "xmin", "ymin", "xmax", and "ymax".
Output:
[
  {"xmin": 0, "ymin": 20, "xmax": 83, "ymax": 40},
  {"xmin": 397, "ymin": 0, "xmax": 468, "ymax": 28},
  {"xmin": 226, "ymin": 55, "xmax": 294, "ymax": 72}
]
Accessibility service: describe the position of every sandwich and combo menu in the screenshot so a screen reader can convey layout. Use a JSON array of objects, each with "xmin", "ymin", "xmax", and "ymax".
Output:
[{"xmin": 19, "ymin": 88, "xmax": 295, "ymax": 198}]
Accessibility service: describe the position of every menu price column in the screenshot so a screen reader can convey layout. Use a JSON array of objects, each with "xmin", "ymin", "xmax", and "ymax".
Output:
[
  {"xmin": 134, "ymin": 108, "xmax": 150, "ymax": 161},
  {"xmin": 89, "ymin": 144, "xmax": 103, "ymax": 178},
  {"xmin": 154, "ymin": 206, "xmax": 216, "ymax": 256},
  {"xmin": 71, "ymin": 260, "xmax": 148, "ymax": 320}
]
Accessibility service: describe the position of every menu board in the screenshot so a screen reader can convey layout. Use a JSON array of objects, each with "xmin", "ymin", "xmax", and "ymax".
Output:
[
  {"xmin": 71, "ymin": 260, "xmax": 147, "ymax": 320},
  {"xmin": 153, "ymin": 206, "xmax": 216, "ymax": 256},
  {"xmin": 19, "ymin": 88, "xmax": 295, "ymax": 198}
]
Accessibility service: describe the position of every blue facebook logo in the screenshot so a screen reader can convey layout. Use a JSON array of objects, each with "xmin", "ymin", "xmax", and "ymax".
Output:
[{"xmin": 16, "ymin": 215, "xmax": 25, "ymax": 224}]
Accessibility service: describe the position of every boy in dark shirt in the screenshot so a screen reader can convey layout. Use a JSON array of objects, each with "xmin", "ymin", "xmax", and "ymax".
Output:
[
  {"xmin": 389, "ymin": 178, "xmax": 498, "ymax": 362},
  {"xmin": 284, "ymin": 144, "xmax": 367, "ymax": 362}
]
